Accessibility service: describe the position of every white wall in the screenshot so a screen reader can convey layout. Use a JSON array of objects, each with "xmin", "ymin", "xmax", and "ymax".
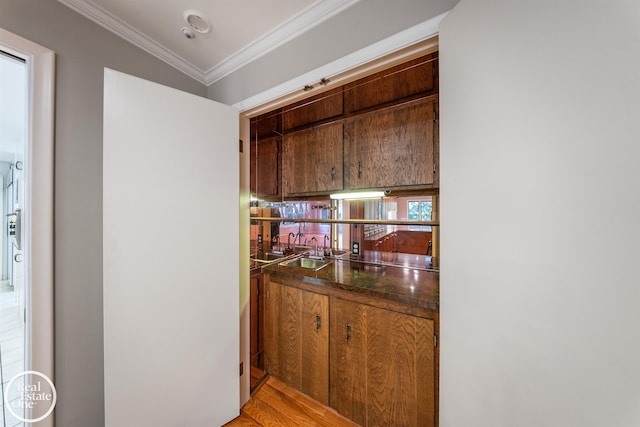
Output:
[
  {"xmin": 207, "ymin": 0, "xmax": 457, "ymax": 105},
  {"xmin": 0, "ymin": 1, "xmax": 206, "ymax": 426},
  {"xmin": 440, "ymin": 1, "xmax": 640, "ymax": 426}
]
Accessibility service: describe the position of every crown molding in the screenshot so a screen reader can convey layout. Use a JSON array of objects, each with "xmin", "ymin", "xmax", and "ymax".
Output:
[
  {"xmin": 203, "ymin": 0, "xmax": 360, "ymax": 85},
  {"xmin": 233, "ymin": 11, "xmax": 448, "ymax": 114},
  {"xmin": 57, "ymin": 0, "xmax": 359, "ymax": 86},
  {"xmin": 58, "ymin": 0, "xmax": 206, "ymax": 83}
]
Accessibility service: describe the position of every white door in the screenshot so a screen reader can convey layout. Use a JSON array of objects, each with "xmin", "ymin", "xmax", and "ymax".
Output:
[{"xmin": 103, "ymin": 69, "xmax": 239, "ymax": 426}]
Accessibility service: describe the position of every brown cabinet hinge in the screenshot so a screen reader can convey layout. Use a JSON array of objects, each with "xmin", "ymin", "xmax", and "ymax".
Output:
[
  {"xmin": 434, "ymin": 333, "xmax": 438, "ymax": 347},
  {"xmin": 239, "ymin": 139, "xmax": 244, "ymax": 153}
]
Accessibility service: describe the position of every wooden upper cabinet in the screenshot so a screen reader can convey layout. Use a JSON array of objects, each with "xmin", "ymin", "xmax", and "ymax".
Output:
[
  {"xmin": 250, "ymin": 110, "xmax": 282, "ymax": 199},
  {"xmin": 249, "ymin": 136, "xmax": 280, "ymax": 198},
  {"xmin": 344, "ymin": 53, "xmax": 437, "ymax": 113},
  {"xmin": 251, "ymin": 109, "xmax": 281, "ymax": 139},
  {"xmin": 345, "ymin": 97, "xmax": 437, "ymax": 190},
  {"xmin": 283, "ymin": 122, "xmax": 344, "ymax": 196},
  {"xmin": 330, "ymin": 297, "xmax": 436, "ymax": 427},
  {"xmin": 251, "ymin": 53, "xmax": 439, "ymax": 196},
  {"xmin": 264, "ymin": 279, "xmax": 329, "ymax": 405},
  {"xmin": 282, "ymin": 87, "xmax": 344, "ymax": 131}
]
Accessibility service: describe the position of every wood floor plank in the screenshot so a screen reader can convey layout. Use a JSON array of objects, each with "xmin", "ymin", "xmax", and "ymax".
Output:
[
  {"xmin": 257, "ymin": 384, "xmax": 323, "ymax": 426},
  {"xmin": 225, "ymin": 376, "xmax": 358, "ymax": 427},
  {"xmin": 260, "ymin": 383, "xmax": 355, "ymax": 427},
  {"xmin": 243, "ymin": 395, "xmax": 302, "ymax": 427},
  {"xmin": 264, "ymin": 378, "xmax": 359, "ymax": 427},
  {"xmin": 223, "ymin": 414, "xmax": 261, "ymax": 426}
]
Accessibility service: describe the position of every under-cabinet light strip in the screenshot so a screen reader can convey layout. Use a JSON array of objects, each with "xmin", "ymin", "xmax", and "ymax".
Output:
[{"xmin": 329, "ymin": 191, "xmax": 385, "ymax": 200}]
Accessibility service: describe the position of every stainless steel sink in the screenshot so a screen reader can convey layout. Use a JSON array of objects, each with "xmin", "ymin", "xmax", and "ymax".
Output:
[
  {"xmin": 254, "ymin": 252, "xmax": 286, "ymax": 261},
  {"xmin": 250, "ymin": 252, "xmax": 287, "ymax": 268},
  {"xmin": 279, "ymin": 257, "xmax": 333, "ymax": 271}
]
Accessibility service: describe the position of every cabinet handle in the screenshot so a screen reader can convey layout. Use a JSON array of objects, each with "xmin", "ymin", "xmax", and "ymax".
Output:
[
  {"xmin": 345, "ymin": 323, "xmax": 351, "ymax": 342},
  {"xmin": 331, "ymin": 166, "xmax": 336, "ymax": 180},
  {"xmin": 315, "ymin": 314, "xmax": 321, "ymax": 332},
  {"xmin": 357, "ymin": 161, "xmax": 362, "ymax": 178}
]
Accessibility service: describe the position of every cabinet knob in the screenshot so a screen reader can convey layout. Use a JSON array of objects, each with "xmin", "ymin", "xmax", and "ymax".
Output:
[
  {"xmin": 315, "ymin": 314, "xmax": 321, "ymax": 332},
  {"xmin": 330, "ymin": 166, "xmax": 336, "ymax": 180},
  {"xmin": 345, "ymin": 323, "xmax": 351, "ymax": 342},
  {"xmin": 357, "ymin": 161, "xmax": 362, "ymax": 178}
]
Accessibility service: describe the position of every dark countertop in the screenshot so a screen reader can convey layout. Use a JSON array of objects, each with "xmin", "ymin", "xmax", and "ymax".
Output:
[{"xmin": 262, "ymin": 251, "xmax": 439, "ymax": 317}]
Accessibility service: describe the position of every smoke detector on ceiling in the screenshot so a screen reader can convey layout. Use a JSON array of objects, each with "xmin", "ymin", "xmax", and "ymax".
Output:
[
  {"xmin": 181, "ymin": 27, "xmax": 196, "ymax": 39},
  {"xmin": 183, "ymin": 9, "xmax": 211, "ymax": 34}
]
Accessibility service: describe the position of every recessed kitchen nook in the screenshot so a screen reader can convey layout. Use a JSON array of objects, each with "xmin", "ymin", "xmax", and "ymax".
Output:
[{"xmin": 249, "ymin": 51, "xmax": 440, "ymax": 427}]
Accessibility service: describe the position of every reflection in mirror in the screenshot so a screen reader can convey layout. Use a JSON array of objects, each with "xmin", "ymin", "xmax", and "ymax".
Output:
[{"xmin": 250, "ymin": 195, "xmax": 436, "ymax": 262}]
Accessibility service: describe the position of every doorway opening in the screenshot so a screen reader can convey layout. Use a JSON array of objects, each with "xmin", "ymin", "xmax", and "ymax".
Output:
[
  {"xmin": 0, "ymin": 49, "xmax": 27, "ymax": 426},
  {"xmin": 0, "ymin": 27, "xmax": 54, "ymax": 427}
]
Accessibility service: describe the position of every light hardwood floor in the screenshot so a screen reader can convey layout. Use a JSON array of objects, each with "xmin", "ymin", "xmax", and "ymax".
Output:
[{"xmin": 224, "ymin": 376, "xmax": 358, "ymax": 427}]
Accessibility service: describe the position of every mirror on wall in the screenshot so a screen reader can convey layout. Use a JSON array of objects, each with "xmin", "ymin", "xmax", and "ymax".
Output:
[{"xmin": 250, "ymin": 195, "xmax": 436, "ymax": 262}]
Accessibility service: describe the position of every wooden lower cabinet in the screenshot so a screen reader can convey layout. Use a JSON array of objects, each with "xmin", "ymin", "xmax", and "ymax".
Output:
[
  {"xmin": 264, "ymin": 279, "xmax": 329, "ymax": 405},
  {"xmin": 250, "ymin": 271, "xmax": 265, "ymax": 370},
  {"xmin": 330, "ymin": 297, "xmax": 436, "ymax": 427},
  {"xmin": 265, "ymin": 278, "xmax": 436, "ymax": 426}
]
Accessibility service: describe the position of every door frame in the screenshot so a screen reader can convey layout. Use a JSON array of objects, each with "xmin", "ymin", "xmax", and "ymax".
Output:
[
  {"xmin": 233, "ymin": 11, "xmax": 447, "ymax": 115},
  {"xmin": 233, "ymin": 12, "xmax": 445, "ymax": 407},
  {"xmin": 0, "ymin": 27, "xmax": 55, "ymax": 427}
]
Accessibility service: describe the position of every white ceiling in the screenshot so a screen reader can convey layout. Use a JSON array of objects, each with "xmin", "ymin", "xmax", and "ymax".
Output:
[{"xmin": 57, "ymin": 0, "xmax": 359, "ymax": 85}]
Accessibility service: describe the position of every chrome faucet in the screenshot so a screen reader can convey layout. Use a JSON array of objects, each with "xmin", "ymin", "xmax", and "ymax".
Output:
[
  {"xmin": 324, "ymin": 235, "xmax": 330, "ymax": 249},
  {"xmin": 287, "ymin": 232, "xmax": 296, "ymax": 249},
  {"xmin": 310, "ymin": 237, "xmax": 320, "ymax": 258},
  {"xmin": 324, "ymin": 235, "xmax": 331, "ymax": 256}
]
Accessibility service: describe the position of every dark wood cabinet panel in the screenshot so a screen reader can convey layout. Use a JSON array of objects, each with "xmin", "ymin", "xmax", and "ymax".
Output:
[
  {"xmin": 330, "ymin": 297, "xmax": 435, "ymax": 427},
  {"xmin": 265, "ymin": 280, "xmax": 329, "ymax": 405},
  {"xmin": 250, "ymin": 272, "xmax": 264, "ymax": 370},
  {"xmin": 345, "ymin": 98, "xmax": 436, "ymax": 190},
  {"xmin": 366, "ymin": 305, "xmax": 435, "ymax": 427},
  {"xmin": 251, "ymin": 109, "xmax": 282, "ymax": 139},
  {"xmin": 329, "ymin": 298, "xmax": 368, "ymax": 425},
  {"xmin": 282, "ymin": 87, "xmax": 344, "ymax": 131},
  {"xmin": 251, "ymin": 54, "xmax": 439, "ymax": 197},
  {"xmin": 344, "ymin": 53, "xmax": 437, "ymax": 113},
  {"xmin": 249, "ymin": 136, "xmax": 279, "ymax": 198},
  {"xmin": 300, "ymin": 290, "xmax": 329, "ymax": 404},
  {"xmin": 283, "ymin": 122, "xmax": 343, "ymax": 196}
]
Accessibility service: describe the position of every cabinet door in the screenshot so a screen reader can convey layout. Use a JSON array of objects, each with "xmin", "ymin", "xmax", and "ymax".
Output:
[
  {"xmin": 265, "ymin": 280, "xmax": 329, "ymax": 404},
  {"xmin": 366, "ymin": 305, "xmax": 435, "ymax": 427},
  {"xmin": 330, "ymin": 298, "xmax": 436, "ymax": 427},
  {"xmin": 330, "ymin": 298, "xmax": 368, "ymax": 425},
  {"xmin": 283, "ymin": 122, "xmax": 343, "ymax": 195},
  {"xmin": 344, "ymin": 53, "xmax": 437, "ymax": 113},
  {"xmin": 103, "ymin": 68, "xmax": 239, "ymax": 426},
  {"xmin": 345, "ymin": 98, "xmax": 436, "ymax": 190},
  {"xmin": 301, "ymin": 289, "xmax": 330, "ymax": 404},
  {"xmin": 283, "ymin": 87, "xmax": 344, "ymax": 131},
  {"xmin": 250, "ymin": 136, "xmax": 279, "ymax": 198}
]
